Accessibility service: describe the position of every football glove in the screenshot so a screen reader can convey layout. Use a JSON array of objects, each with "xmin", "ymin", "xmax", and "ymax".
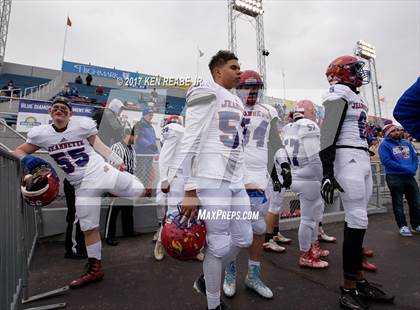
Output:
[
  {"xmin": 321, "ymin": 175, "xmax": 344, "ymax": 205},
  {"xmin": 272, "ymin": 180, "xmax": 282, "ymax": 192},
  {"xmin": 280, "ymin": 162, "xmax": 292, "ymax": 189}
]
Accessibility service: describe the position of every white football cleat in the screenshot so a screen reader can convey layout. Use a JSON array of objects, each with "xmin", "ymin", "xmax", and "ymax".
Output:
[
  {"xmin": 273, "ymin": 232, "xmax": 292, "ymax": 244},
  {"xmin": 318, "ymin": 226, "xmax": 336, "ymax": 243},
  {"xmin": 223, "ymin": 261, "xmax": 237, "ymax": 297},
  {"xmin": 154, "ymin": 240, "xmax": 164, "ymax": 261},
  {"xmin": 195, "ymin": 252, "xmax": 205, "ymax": 262},
  {"xmin": 263, "ymin": 239, "xmax": 286, "ymax": 253},
  {"xmin": 245, "ymin": 265, "xmax": 273, "ymax": 299}
]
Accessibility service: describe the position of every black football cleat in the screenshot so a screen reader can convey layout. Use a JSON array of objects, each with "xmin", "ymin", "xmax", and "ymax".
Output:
[
  {"xmin": 356, "ymin": 279, "xmax": 395, "ymax": 303},
  {"xmin": 194, "ymin": 274, "xmax": 206, "ymax": 296},
  {"xmin": 194, "ymin": 274, "xmax": 227, "ymax": 310},
  {"xmin": 339, "ymin": 287, "xmax": 369, "ymax": 310}
]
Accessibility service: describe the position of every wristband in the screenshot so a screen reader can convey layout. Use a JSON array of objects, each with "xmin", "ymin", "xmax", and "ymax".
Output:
[{"xmin": 107, "ymin": 151, "xmax": 123, "ymax": 166}]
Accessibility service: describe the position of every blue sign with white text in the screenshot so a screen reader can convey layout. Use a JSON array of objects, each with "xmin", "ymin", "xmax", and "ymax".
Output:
[{"xmin": 62, "ymin": 60, "xmax": 149, "ymax": 89}]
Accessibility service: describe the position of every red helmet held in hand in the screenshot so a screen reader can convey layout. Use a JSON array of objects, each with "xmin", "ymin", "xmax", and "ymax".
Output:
[
  {"xmin": 21, "ymin": 164, "xmax": 59, "ymax": 207},
  {"xmin": 161, "ymin": 209, "xmax": 206, "ymax": 260},
  {"xmin": 326, "ymin": 56, "xmax": 370, "ymax": 88}
]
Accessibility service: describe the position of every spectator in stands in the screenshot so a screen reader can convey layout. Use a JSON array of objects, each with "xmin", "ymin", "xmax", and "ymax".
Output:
[
  {"xmin": 95, "ymin": 85, "xmax": 104, "ymax": 96},
  {"xmin": 104, "ymin": 126, "xmax": 141, "ymax": 246},
  {"xmin": 2, "ymin": 80, "xmax": 15, "ymax": 97},
  {"xmin": 150, "ymin": 87, "xmax": 158, "ymax": 103},
  {"xmin": 86, "ymin": 73, "xmax": 93, "ymax": 86},
  {"xmin": 394, "ymin": 77, "xmax": 420, "ymax": 140},
  {"xmin": 58, "ymin": 83, "xmax": 72, "ymax": 97},
  {"xmin": 92, "ymin": 98, "xmax": 124, "ymax": 147},
  {"xmin": 379, "ymin": 123, "xmax": 420, "ymax": 237},
  {"xmin": 64, "ymin": 178, "xmax": 87, "ymax": 259},
  {"xmin": 134, "ymin": 107, "xmax": 158, "ymax": 191},
  {"xmin": 75, "ymin": 75, "xmax": 83, "ymax": 84}
]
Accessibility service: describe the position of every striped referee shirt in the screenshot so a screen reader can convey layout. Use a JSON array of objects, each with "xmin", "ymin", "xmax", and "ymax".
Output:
[{"xmin": 111, "ymin": 142, "xmax": 136, "ymax": 175}]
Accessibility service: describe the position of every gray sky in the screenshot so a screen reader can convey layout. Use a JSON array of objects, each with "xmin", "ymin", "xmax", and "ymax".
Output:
[{"xmin": 5, "ymin": 0, "xmax": 420, "ymax": 119}]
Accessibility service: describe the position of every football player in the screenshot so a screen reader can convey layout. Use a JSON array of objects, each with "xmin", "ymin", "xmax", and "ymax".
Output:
[
  {"xmin": 282, "ymin": 100, "xmax": 329, "ymax": 269},
  {"xmin": 222, "ymin": 70, "xmax": 289, "ymax": 299},
  {"xmin": 180, "ymin": 51, "xmax": 253, "ymax": 310},
  {"xmin": 14, "ymin": 96, "xmax": 145, "ymax": 288},
  {"xmin": 320, "ymin": 56, "xmax": 394, "ymax": 309}
]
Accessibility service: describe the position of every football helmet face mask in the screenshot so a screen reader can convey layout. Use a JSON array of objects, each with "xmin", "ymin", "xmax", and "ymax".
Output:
[
  {"xmin": 21, "ymin": 162, "xmax": 59, "ymax": 207},
  {"xmin": 161, "ymin": 208, "xmax": 206, "ymax": 260},
  {"xmin": 236, "ymin": 70, "xmax": 263, "ymax": 106},
  {"xmin": 326, "ymin": 56, "xmax": 370, "ymax": 88}
]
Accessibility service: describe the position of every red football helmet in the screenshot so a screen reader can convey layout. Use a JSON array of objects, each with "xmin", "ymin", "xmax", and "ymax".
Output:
[
  {"xmin": 163, "ymin": 115, "xmax": 183, "ymax": 127},
  {"xmin": 326, "ymin": 56, "xmax": 370, "ymax": 88},
  {"xmin": 21, "ymin": 165, "xmax": 59, "ymax": 207},
  {"xmin": 295, "ymin": 100, "xmax": 317, "ymax": 122},
  {"xmin": 161, "ymin": 209, "xmax": 206, "ymax": 260},
  {"xmin": 236, "ymin": 70, "xmax": 263, "ymax": 106}
]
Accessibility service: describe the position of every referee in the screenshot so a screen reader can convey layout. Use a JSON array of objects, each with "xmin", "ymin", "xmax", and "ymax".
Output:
[{"xmin": 105, "ymin": 126, "xmax": 140, "ymax": 246}]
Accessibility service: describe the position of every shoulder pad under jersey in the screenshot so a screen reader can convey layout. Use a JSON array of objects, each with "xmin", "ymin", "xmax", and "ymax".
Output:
[
  {"xmin": 262, "ymin": 103, "xmax": 279, "ymax": 121},
  {"xmin": 296, "ymin": 118, "xmax": 320, "ymax": 138},
  {"xmin": 27, "ymin": 125, "xmax": 49, "ymax": 146},
  {"xmin": 73, "ymin": 117, "xmax": 98, "ymax": 137},
  {"xmin": 186, "ymin": 81, "xmax": 217, "ymax": 107},
  {"xmin": 322, "ymin": 84, "xmax": 353, "ymax": 103}
]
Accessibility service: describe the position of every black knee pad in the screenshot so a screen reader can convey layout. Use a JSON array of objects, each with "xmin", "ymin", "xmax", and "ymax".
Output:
[{"xmin": 342, "ymin": 222, "xmax": 366, "ymax": 281}]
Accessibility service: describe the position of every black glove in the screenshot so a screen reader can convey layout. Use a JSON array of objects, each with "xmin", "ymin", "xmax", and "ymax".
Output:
[
  {"xmin": 280, "ymin": 162, "xmax": 292, "ymax": 189},
  {"xmin": 321, "ymin": 175, "xmax": 344, "ymax": 204},
  {"xmin": 272, "ymin": 180, "xmax": 282, "ymax": 192}
]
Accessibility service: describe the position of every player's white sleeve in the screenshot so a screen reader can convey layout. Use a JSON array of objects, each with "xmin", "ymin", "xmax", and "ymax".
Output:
[
  {"xmin": 159, "ymin": 134, "xmax": 179, "ymax": 182},
  {"xmin": 181, "ymin": 87, "xmax": 217, "ymax": 191}
]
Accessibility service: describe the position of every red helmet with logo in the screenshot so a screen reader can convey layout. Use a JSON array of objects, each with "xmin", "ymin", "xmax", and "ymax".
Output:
[
  {"xmin": 163, "ymin": 115, "xmax": 183, "ymax": 127},
  {"xmin": 326, "ymin": 56, "xmax": 370, "ymax": 88},
  {"xmin": 161, "ymin": 209, "xmax": 206, "ymax": 260},
  {"xmin": 21, "ymin": 162, "xmax": 59, "ymax": 207},
  {"xmin": 236, "ymin": 70, "xmax": 263, "ymax": 106}
]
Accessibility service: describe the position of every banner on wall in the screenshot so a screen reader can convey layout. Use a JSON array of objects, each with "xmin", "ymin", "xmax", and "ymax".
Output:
[{"xmin": 16, "ymin": 99, "xmax": 95, "ymax": 132}]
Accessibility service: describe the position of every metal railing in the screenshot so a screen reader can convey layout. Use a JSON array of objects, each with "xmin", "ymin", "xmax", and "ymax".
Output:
[{"xmin": 0, "ymin": 149, "xmax": 38, "ymax": 310}]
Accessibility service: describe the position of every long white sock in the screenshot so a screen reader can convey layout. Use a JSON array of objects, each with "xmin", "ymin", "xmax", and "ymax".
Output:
[
  {"xmin": 203, "ymin": 252, "xmax": 222, "ymax": 309},
  {"xmin": 313, "ymin": 222, "xmax": 320, "ymax": 242},
  {"xmin": 86, "ymin": 241, "xmax": 102, "ymax": 260},
  {"xmin": 298, "ymin": 223, "xmax": 313, "ymax": 252},
  {"xmin": 221, "ymin": 244, "xmax": 240, "ymax": 271}
]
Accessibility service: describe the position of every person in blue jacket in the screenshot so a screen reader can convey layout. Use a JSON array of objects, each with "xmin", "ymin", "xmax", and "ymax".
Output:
[
  {"xmin": 379, "ymin": 123, "xmax": 420, "ymax": 237},
  {"xmin": 134, "ymin": 106, "xmax": 158, "ymax": 191},
  {"xmin": 394, "ymin": 77, "xmax": 420, "ymax": 140},
  {"xmin": 134, "ymin": 107, "xmax": 158, "ymax": 154}
]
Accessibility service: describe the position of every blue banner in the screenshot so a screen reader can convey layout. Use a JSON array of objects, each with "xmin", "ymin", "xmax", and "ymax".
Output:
[
  {"xmin": 18, "ymin": 99, "xmax": 95, "ymax": 117},
  {"xmin": 62, "ymin": 60, "xmax": 148, "ymax": 89}
]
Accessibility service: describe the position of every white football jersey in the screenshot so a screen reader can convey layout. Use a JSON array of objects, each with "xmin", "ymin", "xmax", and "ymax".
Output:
[
  {"xmin": 322, "ymin": 84, "xmax": 369, "ymax": 149},
  {"xmin": 282, "ymin": 118, "xmax": 321, "ymax": 167},
  {"xmin": 26, "ymin": 117, "xmax": 104, "ymax": 185},
  {"xmin": 243, "ymin": 103, "xmax": 278, "ymax": 189},
  {"xmin": 159, "ymin": 122, "xmax": 185, "ymax": 183},
  {"xmin": 182, "ymin": 79, "xmax": 245, "ymax": 186}
]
